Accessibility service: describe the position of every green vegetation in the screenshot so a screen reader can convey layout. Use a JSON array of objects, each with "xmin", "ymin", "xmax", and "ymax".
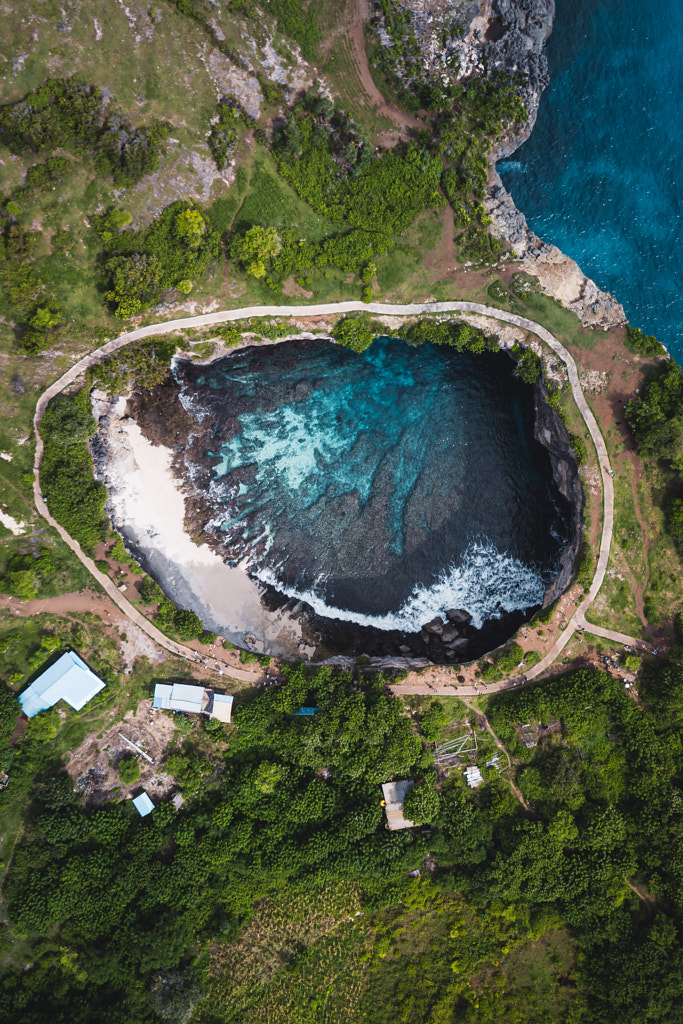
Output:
[
  {"xmin": 512, "ymin": 343, "xmax": 543, "ymax": 384},
  {"xmin": 0, "ymin": 77, "xmax": 169, "ymax": 188},
  {"xmin": 623, "ymin": 323, "xmax": 666, "ymax": 356},
  {"xmin": 0, "ymin": 225, "xmax": 63, "ymax": 353},
  {"xmin": 0, "ymin": 5, "xmax": 676, "ymax": 1022},
  {"xmin": 404, "ymin": 316, "xmax": 491, "ymax": 353},
  {"xmin": 0, "ymin": 665, "xmax": 429, "ymax": 1020},
  {"xmin": 0, "ymin": 546, "xmax": 83, "ymax": 603},
  {"xmin": 274, "ymin": 95, "xmax": 442, "ymax": 233},
  {"xmin": 88, "ymin": 337, "xmax": 177, "ymax": 395},
  {"xmin": 39, "ymin": 392, "xmax": 108, "ymax": 552},
  {"xmin": 155, "ymin": 599, "xmax": 205, "ymax": 641},
  {"xmin": 207, "ymin": 102, "xmax": 246, "ymax": 171},
  {"xmin": 117, "ymin": 754, "xmax": 140, "ymax": 785},
  {"xmin": 627, "ymin": 360, "xmax": 683, "ymax": 472},
  {"xmin": 478, "ymin": 641, "xmax": 524, "ymax": 682},
  {"xmin": 402, "ymin": 774, "xmax": 439, "ymax": 824},
  {"xmin": 3, "ymin": 658, "xmax": 683, "ymax": 1022},
  {"xmin": 97, "ymin": 202, "xmax": 221, "ymax": 317},
  {"xmin": 626, "ymin": 360, "xmax": 683, "ymax": 555},
  {"xmin": 332, "ymin": 314, "xmax": 384, "ymax": 353}
]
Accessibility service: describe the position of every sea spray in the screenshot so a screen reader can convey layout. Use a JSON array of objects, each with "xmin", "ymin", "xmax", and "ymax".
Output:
[{"xmin": 254, "ymin": 540, "xmax": 549, "ymax": 632}]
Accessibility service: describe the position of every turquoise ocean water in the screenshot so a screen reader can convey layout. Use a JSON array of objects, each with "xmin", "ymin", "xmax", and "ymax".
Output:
[
  {"xmin": 498, "ymin": 0, "xmax": 683, "ymax": 360},
  {"xmin": 176, "ymin": 339, "xmax": 571, "ymax": 637}
]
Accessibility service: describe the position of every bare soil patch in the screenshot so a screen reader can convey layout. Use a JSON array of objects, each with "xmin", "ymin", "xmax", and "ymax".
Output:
[
  {"xmin": 64, "ymin": 699, "xmax": 177, "ymax": 807},
  {"xmin": 341, "ymin": 0, "xmax": 422, "ymax": 137}
]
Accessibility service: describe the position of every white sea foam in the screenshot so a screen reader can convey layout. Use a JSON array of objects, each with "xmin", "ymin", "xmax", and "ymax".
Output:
[{"xmin": 255, "ymin": 541, "xmax": 548, "ymax": 632}]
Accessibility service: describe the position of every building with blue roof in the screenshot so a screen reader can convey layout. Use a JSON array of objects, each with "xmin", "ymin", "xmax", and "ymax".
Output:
[
  {"xmin": 132, "ymin": 791, "xmax": 155, "ymax": 817},
  {"xmin": 18, "ymin": 651, "xmax": 106, "ymax": 718}
]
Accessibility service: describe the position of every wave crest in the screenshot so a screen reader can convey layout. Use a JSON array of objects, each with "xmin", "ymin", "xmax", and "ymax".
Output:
[{"xmin": 255, "ymin": 541, "xmax": 548, "ymax": 633}]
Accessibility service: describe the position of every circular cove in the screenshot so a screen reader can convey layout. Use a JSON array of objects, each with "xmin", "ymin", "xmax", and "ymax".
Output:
[{"xmin": 160, "ymin": 335, "xmax": 576, "ymax": 662}]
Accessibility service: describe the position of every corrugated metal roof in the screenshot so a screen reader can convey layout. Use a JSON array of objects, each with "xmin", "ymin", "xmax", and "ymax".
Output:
[
  {"xmin": 210, "ymin": 693, "xmax": 233, "ymax": 723},
  {"xmin": 152, "ymin": 683, "xmax": 173, "ymax": 709},
  {"xmin": 132, "ymin": 792, "xmax": 155, "ymax": 817},
  {"xmin": 153, "ymin": 683, "xmax": 207, "ymax": 714},
  {"xmin": 19, "ymin": 652, "xmax": 105, "ymax": 718},
  {"xmin": 170, "ymin": 683, "xmax": 204, "ymax": 709},
  {"xmin": 381, "ymin": 780, "xmax": 415, "ymax": 831}
]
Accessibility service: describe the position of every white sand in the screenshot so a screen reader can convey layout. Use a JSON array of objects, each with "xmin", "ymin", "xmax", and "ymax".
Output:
[{"xmin": 93, "ymin": 396, "xmax": 305, "ymax": 657}]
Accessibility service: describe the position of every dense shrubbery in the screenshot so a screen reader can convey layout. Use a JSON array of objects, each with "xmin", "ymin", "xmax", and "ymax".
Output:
[
  {"xmin": 88, "ymin": 337, "xmax": 177, "ymax": 395},
  {"xmin": 207, "ymin": 101, "xmax": 244, "ymax": 170},
  {"xmin": 403, "ymin": 774, "xmax": 440, "ymax": 824},
  {"xmin": 97, "ymin": 201, "xmax": 221, "ymax": 316},
  {"xmin": 0, "ymin": 666, "xmax": 429, "ymax": 1020},
  {"xmin": 228, "ymin": 221, "xmax": 394, "ymax": 288},
  {"xmin": 0, "ymin": 226, "xmax": 63, "ymax": 353},
  {"xmin": 156, "ymin": 599, "xmax": 205, "ymax": 640},
  {"xmin": 627, "ymin": 360, "xmax": 683, "ymax": 472},
  {"xmin": 39, "ymin": 392, "xmax": 108, "ymax": 552},
  {"xmin": 117, "ymin": 755, "xmax": 140, "ymax": 785},
  {"xmin": 623, "ymin": 323, "xmax": 665, "ymax": 356},
  {"xmin": 138, "ymin": 573, "xmax": 206, "ymax": 639},
  {"xmin": 3, "ymin": 652, "xmax": 683, "ymax": 1021},
  {"xmin": 332, "ymin": 314, "xmax": 384, "ymax": 353},
  {"xmin": 0, "ymin": 77, "xmax": 169, "ymax": 188},
  {"xmin": 479, "ymin": 641, "xmax": 524, "ymax": 682},
  {"xmin": 512, "ymin": 344, "xmax": 542, "ymax": 384},
  {"xmin": 0, "ymin": 78, "xmax": 102, "ymax": 153},
  {"xmin": 404, "ymin": 317, "xmax": 491, "ymax": 353},
  {"xmin": 626, "ymin": 359, "xmax": 683, "ymax": 553},
  {"xmin": 274, "ymin": 95, "xmax": 442, "ymax": 235},
  {"xmin": 0, "ymin": 549, "xmax": 61, "ymax": 602},
  {"xmin": 138, "ymin": 576, "xmax": 164, "ymax": 604}
]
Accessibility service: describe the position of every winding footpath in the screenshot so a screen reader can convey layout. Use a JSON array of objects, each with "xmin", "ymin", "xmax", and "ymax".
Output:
[{"xmin": 32, "ymin": 300, "xmax": 649, "ymax": 687}]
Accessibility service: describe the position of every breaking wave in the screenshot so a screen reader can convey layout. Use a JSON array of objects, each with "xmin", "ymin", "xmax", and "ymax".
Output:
[{"xmin": 255, "ymin": 540, "xmax": 548, "ymax": 632}]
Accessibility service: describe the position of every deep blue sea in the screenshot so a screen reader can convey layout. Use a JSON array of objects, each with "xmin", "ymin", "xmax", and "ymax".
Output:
[
  {"xmin": 498, "ymin": 0, "xmax": 683, "ymax": 360},
  {"xmin": 175, "ymin": 339, "xmax": 571, "ymax": 635}
]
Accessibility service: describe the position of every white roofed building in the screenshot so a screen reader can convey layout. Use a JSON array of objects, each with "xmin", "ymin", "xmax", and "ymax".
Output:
[
  {"xmin": 19, "ymin": 651, "xmax": 105, "ymax": 718},
  {"xmin": 381, "ymin": 780, "xmax": 415, "ymax": 831},
  {"xmin": 153, "ymin": 682, "xmax": 233, "ymax": 723}
]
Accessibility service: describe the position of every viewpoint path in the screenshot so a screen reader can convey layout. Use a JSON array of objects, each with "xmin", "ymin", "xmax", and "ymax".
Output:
[{"xmin": 31, "ymin": 299, "xmax": 648, "ymax": 687}]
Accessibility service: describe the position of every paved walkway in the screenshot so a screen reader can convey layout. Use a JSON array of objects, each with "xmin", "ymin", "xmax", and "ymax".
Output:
[{"xmin": 32, "ymin": 300, "xmax": 645, "ymax": 681}]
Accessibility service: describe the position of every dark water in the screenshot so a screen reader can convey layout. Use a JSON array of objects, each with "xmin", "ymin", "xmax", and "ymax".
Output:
[
  {"xmin": 499, "ymin": 0, "xmax": 683, "ymax": 357},
  {"xmin": 176, "ymin": 338, "xmax": 571, "ymax": 637}
]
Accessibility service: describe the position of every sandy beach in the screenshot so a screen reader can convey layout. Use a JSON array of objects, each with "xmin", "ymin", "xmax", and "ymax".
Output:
[{"xmin": 91, "ymin": 393, "xmax": 306, "ymax": 658}]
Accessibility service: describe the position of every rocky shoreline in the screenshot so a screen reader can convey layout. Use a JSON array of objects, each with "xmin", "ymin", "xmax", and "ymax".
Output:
[
  {"xmin": 479, "ymin": 0, "xmax": 627, "ymax": 328},
  {"xmin": 99, "ymin": 335, "xmax": 582, "ymax": 666}
]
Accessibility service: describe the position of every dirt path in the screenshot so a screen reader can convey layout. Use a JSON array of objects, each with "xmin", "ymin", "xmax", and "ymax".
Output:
[
  {"xmin": 460, "ymin": 697, "xmax": 529, "ymax": 810},
  {"xmin": 349, "ymin": 0, "xmax": 423, "ymax": 133},
  {"xmin": 625, "ymin": 877, "xmax": 656, "ymax": 911},
  {"xmin": 0, "ymin": 589, "xmax": 264, "ymax": 685},
  {"xmin": 31, "ymin": 298, "xmax": 646, "ymax": 683}
]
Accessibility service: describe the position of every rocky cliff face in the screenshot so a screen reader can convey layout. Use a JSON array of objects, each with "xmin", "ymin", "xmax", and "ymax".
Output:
[
  {"xmin": 533, "ymin": 385, "xmax": 583, "ymax": 605},
  {"xmin": 486, "ymin": 169, "xmax": 627, "ymax": 328},
  {"xmin": 481, "ymin": 3, "xmax": 627, "ymax": 329},
  {"xmin": 486, "ymin": 0, "xmax": 555, "ymax": 154}
]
